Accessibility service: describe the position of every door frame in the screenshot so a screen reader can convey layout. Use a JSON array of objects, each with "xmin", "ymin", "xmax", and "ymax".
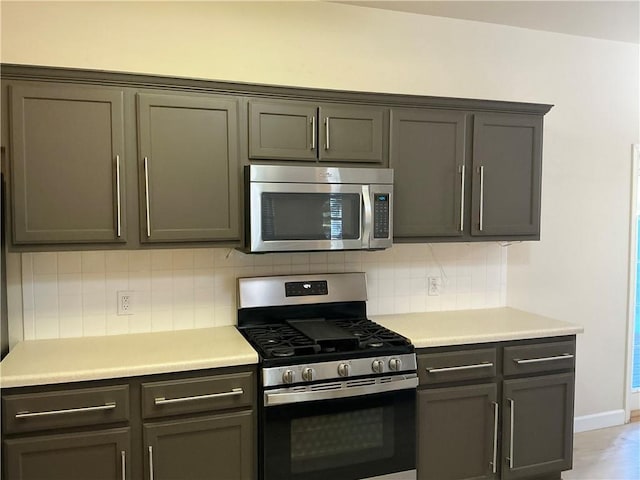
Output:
[{"xmin": 625, "ymin": 143, "xmax": 640, "ymax": 421}]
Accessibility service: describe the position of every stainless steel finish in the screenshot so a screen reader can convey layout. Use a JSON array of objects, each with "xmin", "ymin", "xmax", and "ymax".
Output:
[
  {"xmin": 372, "ymin": 359, "xmax": 384, "ymax": 374},
  {"xmin": 248, "ymin": 164, "xmax": 393, "ymax": 185},
  {"xmin": 338, "ymin": 363, "xmax": 351, "ymax": 377},
  {"xmin": 459, "ymin": 164, "xmax": 465, "ymax": 231},
  {"xmin": 262, "ymin": 353, "xmax": 417, "ymax": 388},
  {"xmin": 362, "ymin": 469, "xmax": 417, "ymax": 480},
  {"xmin": 491, "ymin": 401, "xmax": 499, "ymax": 474},
  {"xmin": 148, "ymin": 445, "xmax": 154, "ymax": 480},
  {"xmin": 389, "ymin": 358, "xmax": 402, "ymax": 371},
  {"xmin": 310, "ymin": 116, "xmax": 316, "ymax": 150},
  {"xmin": 264, "ymin": 374, "xmax": 418, "ymax": 406},
  {"xmin": 121, "ymin": 450, "xmax": 126, "ymax": 480},
  {"xmin": 15, "ymin": 402, "xmax": 116, "ymax": 418},
  {"xmin": 115, "ymin": 155, "xmax": 121, "ymax": 238},
  {"xmin": 507, "ymin": 398, "xmax": 515, "ymax": 469},
  {"xmin": 282, "ymin": 370, "xmax": 295, "ymax": 384},
  {"xmin": 301, "ymin": 368, "xmax": 314, "ymax": 382},
  {"xmin": 325, "ymin": 117, "xmax": 330, "ymax": 150},
  {"xmin": 426, "ymin": 362, "xmax": 493, "ymax": 374},
  {"xmin": 513, "ymin": 353, "xmax": 574, "ymax": 364},
  {"xmin": 479, "ymin": 165, "xmax": 485, "ymax": 231},
  {"xmin": 238, "ymin": 272, "xmax": 368, "ymax": 310},
  {"xmin": 144, "ymin": 156, "xmax": 151, "ymax": 237},
  {"xmin": 154, "ymin": 388, "xmax": 243, "ymax": 405},
  {"xmin": 362, "ymin": 184, "xmax": 373, "ymax": 245}
]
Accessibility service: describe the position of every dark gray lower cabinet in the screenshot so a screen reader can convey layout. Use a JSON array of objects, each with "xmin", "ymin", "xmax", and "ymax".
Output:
[
  {"xmin": 418, "ymin": 384, "xmax": 497, "ymax": 480},
  {"xmin": 4, "ymin": 427, "xmax": 130, "ymax": 480},
  {"xmin": 417, "ymin": 337, "xmax": 576, "ymax": 480},
  {"xmin": 502, "ymin": 373, "xmax": 574, "ymax": 480},
  {"xmin": 144, "ymin": 411, "xmax": 253, "ymax": 480}
]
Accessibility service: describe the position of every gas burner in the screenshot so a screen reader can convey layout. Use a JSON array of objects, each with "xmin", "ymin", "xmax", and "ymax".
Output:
[
  {"xmin": 364, "ymin": 340, "xmax": 384, "ymax": 348},
  {"xmin": 271, "ymin": 348, "xmax": 295, "ymax": 357}
]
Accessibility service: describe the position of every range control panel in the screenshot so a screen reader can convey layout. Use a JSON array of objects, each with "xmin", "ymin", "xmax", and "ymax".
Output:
[
  {"xmin": 373, "ymin": 193, "xmax": 390, "ymax": 239},
  {"xmin": 285, "ymin": 280, "xmax": 329, "ymax": 297}
]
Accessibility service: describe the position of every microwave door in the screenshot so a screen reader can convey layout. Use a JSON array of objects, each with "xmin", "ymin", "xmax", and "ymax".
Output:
[{"xmin": 250, "ymin": 183, "xmax": 366, "ymax": 252}]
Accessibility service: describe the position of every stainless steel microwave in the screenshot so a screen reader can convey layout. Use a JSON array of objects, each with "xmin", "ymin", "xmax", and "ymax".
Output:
[{"xmin": 243, "ymin": 165, "xmax": 393, "ymax": 253}]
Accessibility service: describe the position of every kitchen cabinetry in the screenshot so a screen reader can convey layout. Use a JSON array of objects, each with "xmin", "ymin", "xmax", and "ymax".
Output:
[
  {"xmin": 416, "ymin": 337, "xmax": 575, "ymax": 480},
  {"xmin": 391, "ymin": 109, "xmax": 545, "ymax": 242},
  {"xmin": 7, "ymin": 83, "xmax": 126, "ymax": 245},
  {"xmin": 2, "ymin": 366, "xmax": 256, "ymax": 480},
  {"xmin": 248, "ymin": 99, "xmax": 388, "ymax": 165},
  {"xmin": 137, "ymin": 93, "xmax": 241, "ymax": 243}
]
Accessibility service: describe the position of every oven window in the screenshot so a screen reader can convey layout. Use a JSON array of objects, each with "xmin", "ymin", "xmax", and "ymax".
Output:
[
  {"xmin": 290, "ymin": 406, "xmax": 394, "ymax": 474},
  {"xmin": 261, "ymin": 193, "xmax": 360, "ymax": 241}
]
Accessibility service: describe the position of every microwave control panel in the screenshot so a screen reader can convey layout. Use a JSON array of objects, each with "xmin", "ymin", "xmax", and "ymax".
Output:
[{"xmin": 373, "ymin": 193, "xmax": 390, "ymax": 238}]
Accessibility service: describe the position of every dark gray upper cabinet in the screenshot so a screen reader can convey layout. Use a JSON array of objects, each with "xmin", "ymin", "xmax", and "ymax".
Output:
[
  {"xmin": 390, "ymin": 109, "xmax": 467, "ymax": 238},
  {"xmin": 137, "ymin": 93, "xmax": 240, "ymax": 243},
  {"xmin": 471, "ymin": 113, "xmax": 542, "ymax": 237},
  {"xmin": 248, "ymin": 99, "xmax": 388, "ymax": 165},
  {"xmin": 9, "ymin": 83, "xmax": 126, "ymax": 244}
]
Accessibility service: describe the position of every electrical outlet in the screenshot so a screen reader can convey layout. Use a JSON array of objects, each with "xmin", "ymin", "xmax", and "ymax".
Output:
[
  {"xmin": 117, "ymin": 291, "xmax": 135, "ymax": 315},
  {"xmin": 428, "ymin": 277, "xmax": 442, "ymax": 296}
]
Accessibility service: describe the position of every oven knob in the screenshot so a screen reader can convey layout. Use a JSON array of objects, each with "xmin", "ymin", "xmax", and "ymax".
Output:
[
  {"xmin": 372, "ymin": 360, "xmax": 384, "ymax": 373},
  {"xmin": 389, "ymin": 358, "xmax": 402, "ymax": 371},
  {"xmin": 337, "ymin": 363, "xmax": 351, "ymax": 377},
  {"xmin": 302, "ymin": 368, "xmax": 315, "ymax": 382},
  {"xmin": 282, "ymin": 370, "xmax": 296, "ymax": 384}
]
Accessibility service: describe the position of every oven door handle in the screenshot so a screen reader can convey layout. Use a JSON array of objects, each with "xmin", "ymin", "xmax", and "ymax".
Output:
[{"xmin": 264, "ymin": 376, "xmax": 418, "ymax": 406}]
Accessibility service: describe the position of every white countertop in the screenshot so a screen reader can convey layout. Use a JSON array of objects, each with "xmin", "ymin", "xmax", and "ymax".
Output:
[
  {"xmin": 1, "ymin": 308, "xmax": 583, "ymax": 389},
  {"xmin": 373, "ymin": 307, "xmax": 583, "ymax": 348},
  {"xmin": 0, "ymin": 326, "xmax": 259, "ymax": 389}
]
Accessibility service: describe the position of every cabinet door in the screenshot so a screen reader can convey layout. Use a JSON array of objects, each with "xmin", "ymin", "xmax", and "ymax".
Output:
[
  {"xmin": 248, "ymin": 100, "xmax": 318, "ymax": 161},
  {"xmin": 319, "ymin": 105, "xmax": 387, "ymax": 164},
  {"xmin": 418, "ymin": 384, "xmax": 498, "ymax": 480},
  {"xmin": 144, "ymin": 410, "xmax": 254, "ymax": 480},
  {"xmin": 9, "ymin": 84, "xmax": 126, "ymax": 244},
  {"xmin": 502, "ymin": 373, "xmax": 574, "ymax": 480},
  {"xmin": 471, "ymin": 113, "xmax": 542, "ymax": 237},
  {"xmin": 390, "ymin": 109, "xmax": 467, "ymax": 238},
  {"xmin": 137, "ymin": 93, "xmax": 240, "ymax": 242},
  {"xmin": 4, "ymin": 427, "xmax": 130, "ymax": 480}
]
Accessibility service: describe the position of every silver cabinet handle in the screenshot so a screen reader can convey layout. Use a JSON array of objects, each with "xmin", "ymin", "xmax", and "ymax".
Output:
[
  {"xmin": 514, "ymin": 353, "xmax": 574, "ymax": 364},
  {"xmin": 426, "ymin": 362, "xmax": 493, "ymax": 373},
  {"xmin": 478, "ymin": 165, "xmax": 485, "ymax": 231},
  {"xmin": 143, "ymin": 156, "xmax": 151, "ymax": 238},
  {"xmin": 115, "ymin": 155, "xmax": 122, "ymax": 238},
  {"xmin": 121, "ymin": 450, "xmax": 126, "ymax": 480},
  {"xmin": 16, "ymin": 402, "xmax": 116, "ymax": 419},
  {"xmin": 507, "ymin": 398, "xmax": 515, "ymax": 469},
  {"xmin": 459, "ymin": 164, "xmax": 465, "ymax": 231},
  {"xmin": 154, "ymin": 387, "xmax": 243, "ymax": 405},
  {"xmin": 491, "ymin": 401, "xmax": 499, "ymax": 474},
  {"xmin": 310, "ymin": 116, "xmax": 316, "ymax": 150},
  {"xmin": 148, "ymin": 445, "xmax": 154, "ymax": 480},
  {"xmin": 325, "ymin": 117, "xmax": 330, "ymax": 150}
]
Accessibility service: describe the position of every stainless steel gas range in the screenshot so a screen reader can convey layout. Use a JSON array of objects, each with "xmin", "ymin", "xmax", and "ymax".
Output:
[{"xmin": 237, "ymin": 273, "xmax": 418, "ymax": 480}]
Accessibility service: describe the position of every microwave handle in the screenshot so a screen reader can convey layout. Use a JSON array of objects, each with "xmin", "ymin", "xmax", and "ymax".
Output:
[{"xmin": 362, "ymin": 185, "xmax": 373, "ymax": 245}]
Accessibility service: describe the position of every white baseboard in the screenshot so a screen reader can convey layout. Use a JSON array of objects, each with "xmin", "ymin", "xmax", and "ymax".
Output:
[{"xmin": 574, "ymin": 409, "xmax": 626, "ymax": 433}]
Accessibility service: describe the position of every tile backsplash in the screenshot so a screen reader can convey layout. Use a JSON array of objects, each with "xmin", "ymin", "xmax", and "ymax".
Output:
[{"xmin": 20, "ymin": 243, "xmax": 507, "ymax": 340}]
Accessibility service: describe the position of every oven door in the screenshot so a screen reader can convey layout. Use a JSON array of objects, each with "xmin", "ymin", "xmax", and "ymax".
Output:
[
  {"xmin": 261, "ymin": 377, "xmax": 417, "ymax": 480},
  {"xmin": 249, "ymin": 182, "xmax": 372, "ymax": 252}
]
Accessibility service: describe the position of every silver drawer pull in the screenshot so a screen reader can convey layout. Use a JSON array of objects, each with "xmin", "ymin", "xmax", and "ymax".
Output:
[
  {"xmin": 16, "ymin": 402, "xmax": 116, "ymax": 419},
  {"xmin": 513, "ymin": 353, "xmax": 574, "ymax": 365},
  {"xmin": 426, "ymin": 362, "xmax": 493, "ymax": 373},
  {"xmin": 154, "ymin": 387, "xmax": 243, "ymax": 405}
]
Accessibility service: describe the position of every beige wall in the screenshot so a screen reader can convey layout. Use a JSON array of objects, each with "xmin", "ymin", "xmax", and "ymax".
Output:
[{"xmin": 2, "ymin": 1, "xmax": 639, "ymax": 422}]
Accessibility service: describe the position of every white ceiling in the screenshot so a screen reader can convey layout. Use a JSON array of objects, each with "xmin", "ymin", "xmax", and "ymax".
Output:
[{"xmin": 336, "ymin": 1, "xmax": 640, "ymax": 44}]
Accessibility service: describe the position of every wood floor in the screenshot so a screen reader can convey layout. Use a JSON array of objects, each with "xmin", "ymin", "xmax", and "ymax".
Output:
[{"xmin": 563, "ymin": 421, "xmax": 640, "ymax": 479}]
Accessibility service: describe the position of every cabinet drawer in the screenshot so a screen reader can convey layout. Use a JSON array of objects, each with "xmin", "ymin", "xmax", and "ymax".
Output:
[
  {"xmin": 503, "ymin": 340, "xmax": 575, "ymax": 376},
  {"xmin": 142, "ymin": 371, "xmax": 254, "ymax": 419},
  {"xmin": 418, "ymin": 348, "xmax": 497, "ymax": 385},
  {"xmin": 2, "ymin": 385, "xmax": 130, "ymax": 435}
]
